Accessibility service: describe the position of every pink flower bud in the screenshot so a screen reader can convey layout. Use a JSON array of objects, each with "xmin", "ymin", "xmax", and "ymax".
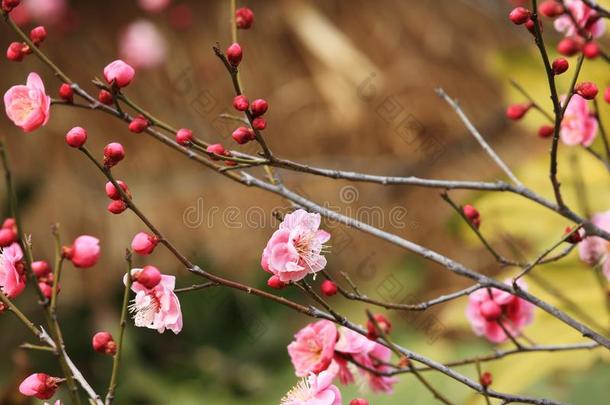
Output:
[
  {"xmin": 107, "ymin": 200, "xmax": 128, "ymax": 214},
  {"xmin": 175, "ymin": 128, "xmax": 193, "ymax": 145},
  {"xmin": 524, "ymin": 18, "xmax": 542, "ymax": 36},
  {"xmin": 64, "ymin": 235, "xmax": 101, "ymax": 268},
  {"xmin": 137, "ymin": 265, "xmax": 162, "ymax": 288},
  {"xmin": 480, "ymin": 371, "xmax": 493, "ymax": 388},
  {"xmin": 350, "ymin": 399, "xmax": 369, "ymax": 405},
  {"xmin": 509, "ymin": 7, "xmax": 531, "ymax": 25},
  {"xmin": 65, "ymin": 126, "xmax": 87, "ymax": 148},
  {"xmin": 103, "ymin": 142, "xmax": 125, "ymax": 168},
  {"xmin": 232, "ymin": 126, "xmax": 255, "ymax": 144},
  {"xmin": 366, "ymin": 313, "xmax": 392, "ymax": 339},
  {"xmin": 320, "ymin": 280, "xmax": 337, "ymax": 296},
  {"xmin": 463, "ymin": 204, "xmax": 481, "ymax": 228},
  {"xmin": 0, "ymin": 228, "xmax": 16, "ymax": 247},
  {"xmin": 605, "ymin": 86, "xmax": 610, "ymax": 104},
  {"xmin": 505, "ymin": 103, "xmax": 532, "ymax": 120},
  {"xmin": 32, "ymin": 260, "xmax": 51, "ymax": 278},
  {"xmin": 98, "ymin": 89, "xmax": 113, "ymax": 105},
  {"xmin": 29, "ymin": 26, "xmax": 47, "ymax": 45},
  {"xmin": 267, "ymin": 275, "xmax": 286, "ymax": 289},
  {"xmin": 131, "ymin": 232, "xmax": 158, "ymax": 255},
  {"xmin": 582, "ymin": 42, "xmax": 600, "ymax": 59},
  {"xmin": 250, "ymin": 99, "xmax": 268, "ymax": 117},
  {"xmin": 206, "ymin": 143, "xmax": 226, "ymax": 160},
  {"xmin": 232, "ymin": 95, "xmax": 249, "ymax": 111},
  {"xmin": 226, "ymin": 42, "xmax": 242, "ymax": 66},
  {"xmin": 252, "ymin": 117, "xmax": 266, "ymax": 130},
  {"xmin": 557, "ymin": 38, "xmax": 581, "ymax": 56},
  {"xmin": 2, "ymin": 217, "xmax": 15, "ymax": 230},
  {"xmin": 19, "ymin": 373, "xmax": 62, "ymax": 400},
  {"xmin": 538, "ymin": 125, "xmax": 554, "ymax": 138},
  {"xmin": 235, "ymin": 7, "xmax": 254, "ymax": 29},
  {"xmin": 38, "ymin": 281, "xmax": 57, "ymax": 299},
  {"xmin": 58, "ymin": 83, "xmax": 73, "ymax": 102},
  {"xmin": 103, "ymin": 59, "xmax": 135, "ymax": 88},
  {"xmin": 6, "ymin": 42, "xmax": 24, "ymax": 62},
  {"xmin": 105, "ymin": 180, "xmax": 130, "ymax": 200},
  {"xmin": 92, "ymin": 331, "xmax": 117, "ymax": 355},
  {"xmin": 479, "ymin": 300, "xmax": 502, "ymax": 321},
  {"xmin": 551, "ymin": 58, "xmax": 569, "ymax": 75},
  {"xmin": 1, "ymin": 0, "xmax": 21, "ymax": 13},
  {"xmin": 538, "ymin": 0, "xmax": 564, "ymax": 17},
  {"xmin": 575, "ymin": 82, "xmax": 598, "ymax": 100},
  {"xmin": 129, "ymin": 115, "xmax": 149, "ymax": 133}
]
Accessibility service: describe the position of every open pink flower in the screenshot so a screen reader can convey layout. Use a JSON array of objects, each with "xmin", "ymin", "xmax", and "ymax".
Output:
[
  {"xmin": 4, "ymin": 72, "xmax": 51, "ymax": 132},
  {"xmin": 288, "ymin": 320, "xmax": 337, "ymax": 377},
  {"xmin": 65, "ymin": 235, "xmax": 100, "ymax": 268},
  {"xmin": 554, "ymin": 0, "xmax": 605, "ymax": 39},
  {"xmin": 261, "ymin": 209, "xmax": 330, "ymax": 283},
  {"xmin": 19, "ymin": 373, "xmax": 62, "ymax": 400},
  {"xmin": 354, "ymin": 343, "xmax": 398, "ymax": 394},
  {"xmin": 579, "ymin": 210, "xmax": 610, "ymax": 280},
  {"xmin": 281, "ymin": 363, "xmax": 342, "ymax": 405},
  {"xmin": 333, "ymin": 327, "xmax": 376, "ymax": 385},
  {"xmin": 119, "ymin": 20, "xmax": 166, "ymax": 69},
  {"xmin": 0, "ymin": 242, "xmax": 26, "ymax": 298},
  {"xmin": 466, "ymin": 280, "xmax": 534, "ymax": 343},
  {"xmin": 127, "ymin": 269, "xmax": 182, "ymax": 334},
  {"xmin": 560, "ymin": 94, "xmax": 598, "ymax": 146}
]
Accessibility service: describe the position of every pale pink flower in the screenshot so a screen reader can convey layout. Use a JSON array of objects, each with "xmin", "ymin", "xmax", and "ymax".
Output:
[
  {"xmin": 137, "ymin": 0, "xmax": 171, "ymax": 13},
  {"xmin": 119, "ymin": 20, "xmax": 167, "ymax": 69},
  {"xmin": 280, "ymin": 363, "xmax": 342, "ymax": 405},
  {"xmin": 261, "ymin": 209, "xmax": 330, "ymax": 283},
  {"xmin": 24, "ymin": 0, "xmax": 67, "ymax": 25},
  {"xmin": 466, "ymin": 280, "xmax": 534, "ymax": 343},
  {"xmin": 333, "ymin": 327, "xmax": 376, "ymax": 385},
  {"xmin": 554, "ymin": 0, "xmax": 605, "ymax": 39},
  {"xmin": 353, "ymin": 343, "xmax": 398, "ymax": 394},
  {"xmin": 103, "ymin": 60, "xmax": 135, "ymax": 88},
  {"xmin": 19, "ymin": 373, "xmax": 61, "ymax": 400},
  {"xmin": 579, "ymin": 210, "xmax": 610, "ymax": 280},
  {"xmin": 288, "ymin": 320, "xmax": 337, "ymax": 377},
  {"xmin": 4, "ymin": 72, "xmax": 51, "ymax": 132},
  {"xmin": 0, "ymin": 242, "xmax": 26, "ymax": 298},
  {"xmin": 127, "ymin": 269, "xmax": 183, "ymax": 334},
  {"xmin": 65, "ymin": 235, "xmax": 100, "ymax": 268},
  {"xmin": 560, "ymin": 94, "xmax": 598, "ymax": 146}
]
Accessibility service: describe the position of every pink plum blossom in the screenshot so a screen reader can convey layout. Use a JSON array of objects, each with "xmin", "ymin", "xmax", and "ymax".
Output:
[
  {"xmin": 579, "ymin": 210, "xmax": 610, "ymax": 280},
  {"xmin": 280, "ymin": 363, "xmax": 342, "ymax": 405},
  {"xmin": 466, "ymin": 280, "xmax": 534, "ymax": 343},
  {"xmin": 126, "ymin": 269, "xmax": 183, "ymax": 334},
  {"xmin": 103, "ymin": 60, "xmax": 135, "ymax": 88},
  {"xmin": 65, "ymin": 235, "xmax": 100, "ymax": 268},
  {"xmin": 19, "ymin": 373, "xmax": 62, "ymax": 400},
  {"xmin": 554, "ymin": 0, "xmax": 605, "ymax": 39},
  {"xmin": 261, "ymin": 209, "xmax": 330, "ymax": 283},
  {"xmin": 119, "ymin": 20, "xmax": 167, "ymax": 69},
  {"xmin": 4, "ymin": 72, "xmax": 51, "ymax": 132},
  {"xmin": 288, "ymin": 320, "xmax": 337, "ymax": 377},
  {"xmin": 560, "ymin": 94, "xmax": 598, "ymax": 146},
  {"xmin": 0, "ymin": 242, "xmax": 25, "ymax": 298},
  {"xmin": 353, "ymin": 343, "xmax": 398, "ymax": 394}
]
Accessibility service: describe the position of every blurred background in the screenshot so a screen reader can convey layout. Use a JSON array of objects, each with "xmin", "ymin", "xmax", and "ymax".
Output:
[{"xmin": 0, "ymin": 0, "xmax": 609, "ymax": 403}]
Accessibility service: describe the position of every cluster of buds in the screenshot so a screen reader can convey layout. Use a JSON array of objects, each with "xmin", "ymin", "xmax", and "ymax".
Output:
[
  {"xmin": 231, "ymin": 97, "xmax": 269, "ymax": 144},
  {"xmin": 6, "ymin": 26, "xmax": 47, "ymax": 62},
  {"xmin": 366, "ymin": 313, "xmax": 392, "ymax": 339},
  {"xmin": 32, "ymin": 260, "xmax": 57, "ymax": 299},
  {"xmin": 206, "ymin": 143, "xmax": 237, "ymax": 166},
  {"xmin": 0, "ymin": 217, "xmax": 17, "ymax": 247},
  {"xmin": 105, "ymin": 180, "xmax": 131, "ymax": 214},
  {"xmin": 463, "ymin": 204, "xmax": 481, "ymax": 228},
  {"xmin": 92, "ymin": 331, "xmax": 117, "ymax": 356}
]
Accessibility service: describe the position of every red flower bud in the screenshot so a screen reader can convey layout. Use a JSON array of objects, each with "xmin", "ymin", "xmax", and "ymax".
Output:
[
  {"xmin": 226, "ymin": 42, "xmax": 243, "ymax": 66},
  {"xmin": 252, "ymin": 117, "xmax": 267, "ymax": 130},
  {"xmin": 92, "ymin": 331, "xmax": 117, "ymax": 355},
  {"xmin": 509, "ymin": 7, "xmax": 531, "ymax": 25},
  {"xmin": 557, "ymin": 37, "xmax": 581, "ymax": 56},
  {"xmin": 6, "ymin": 42, "xmax": 24, "ymax": 62},
  {"xmin": 103, "ymin": 142, "xmax": 125, "ymax": 168},
  {"xmin": 65, "ymin": 126, "xmax": 87, "ymax": 148},
  {"xmin": 131, "ymin": 232, "xmax": 158, "ymax": 255},
  {"xmin": 137, "ymin": 265, "xmax": 162, "ymax": 289},
  {"xmin": 505, "ymin": 103, "xmax": 532, "ymax": 120},
  {"xmin": 29, "ymin": 26, "xmax": 47, "ymax": 45},
  {"xmin": 2, "ymin": 217, "xmax": 15, "ymax": 231},
  {"xmin": 38, "ymin": 281, "xmax": 58, "ymax": 299},
  {"xmin": 582, "ymin": 42, "xmax": 600, "ymax": 59},
  {"xmin": 105, "ymin": 180, "xmax": 130, "ymax": 200},
  {"xmin": 524, "ymin": 17, "xmax": 542, "ymax": 35},
  {"xmin": 2, "ymin": 0, "xmax": 21, "ymax": 13},
  {"xmin": 32, "ymin": 260, "xmax": 51, "ymax": 278},
  {"xmin": 232, "ymin": 126, "xmax": 255, "ymax": 144},
  {"xmin": 175, "ymin": 128, "xmax": 193, "ymax": 145},
  {"xmin": 565, "ymin": 226, "xmax": 583, "ymax": 244},
  {"xmin": 107, "ymin": 200, "xmax": 128, "ymax": 214},
  {"xmin": 320, "ymin": 280, "xmax": 337, "ymax": 296},
  {"xmin": 551, "ymin": 58, "xmax": 569, "ymax": 75},
  {"xmin": 0, "ymin": 228, "xmax": 16, "ymax": 247},
  {"xmin": 98, "ymin": 89, "xmax": 114, "ymax": 105},
  {"xmin": 575, "ymin": 82, "xmax": 598, "ymax": 100},
  {"xmin": 250, "ymin": 99, "xmax": 268, "ymax": 117},
  {"xmin": 463, "ymin": 204, "xmax": 481, "ymax": 228},
  {"xmin": 59, "ymin": 83, "xmax": 73, "ymax": 102},
  {"xmin": 206, "ymin": 143, "xmax": 226, "ymax": 159},
  {"xmin": 232, "ymin": 95, "xmax": 249, "ymax": 111},
  {"xmin": 235, "ymin": 7, "xmax": 254, "ymax": 29},
  {"xmin": 366, "ymin": 313, "xmax": 392, "ymax": 339},
  {"xmin": 538, "ymin": 125, "xmax": 554, "ymax": 138},
  {"xmin": 538, "ymin": 0, "xmax": 563, "ymax": 18},
  {"xmin": 128, "ymin": 115, "xmax": 149, "ymax": 133},
  {"xmin": 480, "ymin": 371, "xmax": 493, "ymax": 388},
  {"xmin": 350, "ymin": 400, "xmax": 369, "ymax": 405},
  {"xmin": 605, "ymin": 86, "xmax": 610, "ymax": 104},
  {"xmin": 267, "ymin": 275, "xmax": 286, "ymax": 289}
]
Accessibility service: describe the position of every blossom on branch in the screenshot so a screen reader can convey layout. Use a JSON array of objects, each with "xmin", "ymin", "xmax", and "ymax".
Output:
[
  {"xmin": 553, "ymin": 0, "xmax": 605, "ymax": 39},
  {"xmin": 579, "ymin": 210, "xmax": 610, "ymax": 280},
  {"xmin": 0, "ymin": 242, "xmax": 25, "ymax": 298},
  {"xmin": 559, "ymin": 94, "xmax": 598, "ymax": 146},
  {"xmin": 3, "ymin": 72, "xmax": 51, "ymax": 132},
  {"xmin": 281, "ymin": 363, "xmax": 342, "ymax": 405}
]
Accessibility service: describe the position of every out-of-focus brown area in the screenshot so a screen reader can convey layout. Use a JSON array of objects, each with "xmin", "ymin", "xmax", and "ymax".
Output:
[{"xmin": 0, "ymin": 0, "xmax": 551, "ymax": 403}]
